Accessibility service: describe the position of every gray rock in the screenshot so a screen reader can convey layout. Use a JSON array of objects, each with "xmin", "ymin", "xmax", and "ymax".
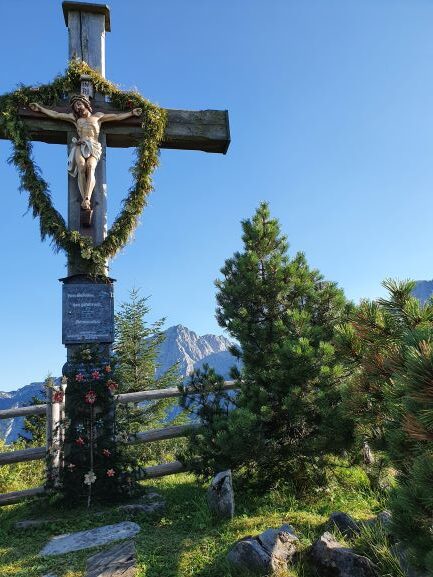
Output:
[
  {"xmin": 207, "ymin": 470, "xmax": 235, "ymax": 519},
  {"xmin": 309, "ymin": 532, "xmax": 377, "ymax": 577},
  {"xmin": 39, "ymin": 521, "xmax": 140, "ymax": 557},
  {"xmin": 363, "ymin": 510, "xmax": 392, "ymax": 532},
  {"xmin": 227, "ymin": 524, "xmax": 299, "ymax": 575},
  {"xmin": 86, "ymin": 540, "xmax": 136, "ymax": 577},
  {"xmin": 117, "ymin": 492, "xmax": 165, "ymax": 516},
  {"xmin": 15, "ymin": 518, "xmax": 61, "ymax": 529},
  {"xmin": 327, "ymin": 512, "xmax": 361, "ymax": 537},
  {"xmin": 393, "ymin": 543, "xmax": 429, "ymax": 577},
  {"xmin": 375, "ymin": 510, "xmax": 392, "ymax": 527},
  {"xmin": 117, "ymin": 502, "xmax": 164, "ymax": 515}
]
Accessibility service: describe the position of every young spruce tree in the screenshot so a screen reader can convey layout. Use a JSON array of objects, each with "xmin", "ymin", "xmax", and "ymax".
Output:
[
  {"xmin": 182, "ymin": 203, "xmax": 351, "ymax": 491},
  {"xmin": 114, "ymin": 289, "xmax": 183, "ymax": 466}
]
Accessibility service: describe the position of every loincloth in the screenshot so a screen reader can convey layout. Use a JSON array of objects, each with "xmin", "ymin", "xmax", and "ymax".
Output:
[{"xmin": 67, "ymin": 137, "xmax": 102, "ymax": 178}]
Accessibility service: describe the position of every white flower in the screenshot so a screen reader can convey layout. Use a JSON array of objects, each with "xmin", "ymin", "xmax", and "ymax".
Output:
[{"xmin": 84, "ymin": 471, "xmax": 96, "ymax": 485}]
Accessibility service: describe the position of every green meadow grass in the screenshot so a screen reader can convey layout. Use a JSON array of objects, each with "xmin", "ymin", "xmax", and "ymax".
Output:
[{"xmin": 0, "ymin": 466, "xmax": 402, "ymax": 577}]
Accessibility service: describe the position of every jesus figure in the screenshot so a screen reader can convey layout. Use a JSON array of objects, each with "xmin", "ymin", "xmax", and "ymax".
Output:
[{"xmin": 30, "ymin": 95, "xmax": 142, "ymax": 210}]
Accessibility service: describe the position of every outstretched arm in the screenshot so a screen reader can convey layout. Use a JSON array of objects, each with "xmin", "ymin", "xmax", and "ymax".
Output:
[
  {"xmin": 29, "ymin": 103, "xmax": 75, "ymax": 123},
  {"xmin": 99, "ymin": 108, "xmax": 142, "ymax": 123}
]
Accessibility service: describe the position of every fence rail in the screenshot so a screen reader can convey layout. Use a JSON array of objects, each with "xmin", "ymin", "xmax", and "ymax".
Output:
[
  {"xmin": 0, "ymin": 380, "xmax": 236, "ymax": 506},
  {"xmin": 0, "ymin": 381, "xmax": 237, "ymax": 420}
]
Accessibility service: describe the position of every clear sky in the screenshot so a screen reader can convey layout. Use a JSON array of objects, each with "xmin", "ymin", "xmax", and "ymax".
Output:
[{"xmin": 1, "ymin": 0, "xmax": 433, "ymax": 391}]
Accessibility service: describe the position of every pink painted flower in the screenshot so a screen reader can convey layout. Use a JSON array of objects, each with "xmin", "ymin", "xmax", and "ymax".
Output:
[
  {"xmin": 84, "ymin": 390, "xmax": 97, "ymax": 405},
  {"xmin": 102, "ymin": 449, "xmax": 111, "ymax": 457},
  {"xmin": 52, "ymin": 390, "xmax": 64, "ymax": 403},
  {"xmin": 91, "ymin": 370, "xmax": 100, "ymax": 380},
  {"xmin": 107, "ymin": 380, "xmax": 118, "ymax": 393},
  {"xmin": 106, "ymin": 469, "xmax": 115, "ymax": 477},
  {"xmin": 104, "ymin": 365, "xmax": 112, "ymax": 373},
  {"xmin": 75, "ymin": 436, "xmax": 85, "ymax": 446},
  {"xmin": 75, "ymin": 373, "xmax": 85, "ymax": 382}
]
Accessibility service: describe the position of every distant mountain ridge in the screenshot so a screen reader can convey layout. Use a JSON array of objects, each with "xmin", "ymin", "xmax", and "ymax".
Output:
[
  {"xmin": 0, "ymin": 325, "xmax": 239, "ymax": 444},
  {"xmin": 412, "ymin": 280, "xmax": 433, "ymax": 305}
]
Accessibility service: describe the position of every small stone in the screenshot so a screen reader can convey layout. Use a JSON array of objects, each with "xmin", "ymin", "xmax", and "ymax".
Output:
[
  {"xmin": 227, "ymin": 524, "xmax": 299, "ymax": 575},
  {"xmin": 117, "ymin": 501, "xmax": 164, "ymax": 515},
  {"xmin": 375, "ymin": 510, "xmax": 392, "ymax": 527},
  {"xmin": 144, "ymin": 491, "xmax": 163, "ymax": 501},
  {"xmin": 309, "ymin": 532, "xmax": 376, "ymax": 577},
  {"xmin": 207, "ymin": 470, "xmax": 235, "ymax": 519},
  {"xmin": 327, "ymin": 511, "xmax": 361, "ymax": 537},
  {"xmin": 362, "ymin": 510, "xmax": 392, "ymax": 532},
  {"xmin": 86, "ymin": 540, "xmax": 136, "ymax": 577},
  {"xmin": 39, "ymin": 521, "xmax": 140, "ymax": 557}
]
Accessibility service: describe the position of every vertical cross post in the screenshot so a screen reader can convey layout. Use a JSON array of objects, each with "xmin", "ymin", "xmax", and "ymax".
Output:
[
  {"xmin": 61, "ymin": 3, "xmax": 115, "ymax": 492},
  {"xmin": 62, "ymin": 1, "xmax": 110, "ymax": 272}
]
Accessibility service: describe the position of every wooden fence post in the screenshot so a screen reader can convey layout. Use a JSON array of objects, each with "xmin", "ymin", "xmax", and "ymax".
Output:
[{"xmin": 45, "ymin": 387, "xmax": 53, "ymax": 486}]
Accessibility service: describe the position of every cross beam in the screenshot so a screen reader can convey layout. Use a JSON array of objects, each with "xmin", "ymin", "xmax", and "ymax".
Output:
[{"xmin": 0, "ymin": 106, "xmax": 230, "ymax": 154}]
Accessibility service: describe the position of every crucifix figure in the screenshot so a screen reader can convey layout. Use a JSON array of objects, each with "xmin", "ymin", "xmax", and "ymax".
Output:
[{"xmin": 30, "ymin": 95, "xmax": 142, "ymax": 211}]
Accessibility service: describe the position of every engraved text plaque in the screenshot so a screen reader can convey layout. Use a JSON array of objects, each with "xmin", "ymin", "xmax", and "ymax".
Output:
[{"xmin": 62, "ymin": 283, "xmax": 114, "ymax": 344}]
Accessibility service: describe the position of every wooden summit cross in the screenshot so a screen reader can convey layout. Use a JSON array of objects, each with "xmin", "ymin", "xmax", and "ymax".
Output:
[
  {"xmin": 0, "ymin": 2, "xmax": 229, "ymax": 493},
  {"xmin": 0, "ymin": 1, "xmax": 229, "ymax": 362}
]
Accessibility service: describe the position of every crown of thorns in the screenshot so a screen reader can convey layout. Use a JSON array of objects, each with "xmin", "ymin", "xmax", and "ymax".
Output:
[{"xmin": 70, "ymin": 94, "xmax": 92, "ymax": 112}]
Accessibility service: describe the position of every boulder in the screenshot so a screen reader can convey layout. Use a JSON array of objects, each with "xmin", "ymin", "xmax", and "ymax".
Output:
[
  {"xmin": 309, "ymin": 532, "xmax": 376, "ymax": 577},
  {"xmin": 327, "ymin": 512, "xmax": 361, "ymax": 537},
  {"xmin": 227, "ymin": 524, "xmax": 299, "ymax": 575},
  {"xmin": 86, "ymin": 540, "xmax": 136, "ymax": 577},
  {"xmin": 207, "ymin": 470, "xmax": 235, "ymax": 519}
]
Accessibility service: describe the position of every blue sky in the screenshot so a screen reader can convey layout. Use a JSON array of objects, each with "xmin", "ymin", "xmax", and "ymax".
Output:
[{"xmin": 1, "ymin": 0, "xmax": 433, "ymax": 391}]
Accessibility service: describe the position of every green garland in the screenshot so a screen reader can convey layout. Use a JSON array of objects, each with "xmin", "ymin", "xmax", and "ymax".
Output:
[{"xmin": 0, "ymin": 60, "xmax": 166, "ymax": 275}]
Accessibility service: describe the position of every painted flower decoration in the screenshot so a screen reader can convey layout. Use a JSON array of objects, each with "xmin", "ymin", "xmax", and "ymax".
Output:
[
  {"xmin": 104, "ymin": 365, "xmax": 112, "ymax": 373},
  {"xmin": 102, "ymin": 448, "xmax": 111, "ymax": 457},
  {"xmin": 84, "ymin": 390, "xmax": 97, "ymax": 404},
  {"xmin": 52, "ymin": 390, "xmax": 64, "ymax": 403},
  {"xmin": 67, "ymin": 463, "xmax": 76, "ymax": 471},
  {"xmin": 95, "ymin": 418, "xmax": 104, "ymax": 429},
  {"xmin": 75, "ymin": 436, "xmax": 85, "ymax": 446},
  {"xmin": 106, "ymin": 469, "xmax": 115, "ymax": 477},
  {"xmin": 84, "ymin": 471, "xmax": 97, "ymax": 485},
  {"xmin": 91, "ymin": 370, "xmax": 100, "ymax": 380},
  {"xmin": 107, "ymin": 380, "xmax": 118, "ymax": 393},
  {"xmin": 76, "ymin": 423, "xmax": 85, "ymax": 433},
  {"xmin": 75, "ymin": 373, "xmax": 85, "ymax": 382}
]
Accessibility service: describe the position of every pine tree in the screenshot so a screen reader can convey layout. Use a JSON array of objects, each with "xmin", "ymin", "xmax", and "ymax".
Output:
[
  {"xmin": 338, "ymin": 280, "xmax": 433, "ymax": 571},
  {"xmin": 182, "ymin": 203, "xmax": 351, "ymax": 491},
  {"xmin": 113, "ymin": 289, "xmax": 183, "ymax": 465}
]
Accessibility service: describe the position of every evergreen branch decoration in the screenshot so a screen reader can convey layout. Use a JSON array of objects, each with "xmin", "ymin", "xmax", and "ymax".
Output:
[{"xmin": 0, "ymin": 60, "xmax": 167, "ymax": 275}]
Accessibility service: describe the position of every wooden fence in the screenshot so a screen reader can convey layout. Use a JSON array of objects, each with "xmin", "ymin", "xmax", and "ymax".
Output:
[{"xmin": 0, "ymin": 381, "xmax": 237, "ymax": 506}]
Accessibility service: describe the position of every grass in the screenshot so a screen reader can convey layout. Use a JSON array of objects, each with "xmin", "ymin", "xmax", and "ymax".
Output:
[{"xmin": 0, "ymin": 465, "xmax": 403, "ymax": 577}]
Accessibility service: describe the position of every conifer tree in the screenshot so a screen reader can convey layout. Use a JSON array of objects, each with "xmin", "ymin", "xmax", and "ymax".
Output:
[
  {"xmin": 338, "ymin": 280, "xmax": 433, "ymax": 571},
  {"xmin": 114, "ymin": 289, "xmax": 183, "ymax": 465},
  {"xmin": 182, "ymin": 203, "xmax": 351, "ymax": 491}
]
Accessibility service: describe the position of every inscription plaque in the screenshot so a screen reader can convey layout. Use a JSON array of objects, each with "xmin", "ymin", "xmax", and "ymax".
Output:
[{"xmin": 62, "ymin": 283, "xmax": 114, "ymax": 344}]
